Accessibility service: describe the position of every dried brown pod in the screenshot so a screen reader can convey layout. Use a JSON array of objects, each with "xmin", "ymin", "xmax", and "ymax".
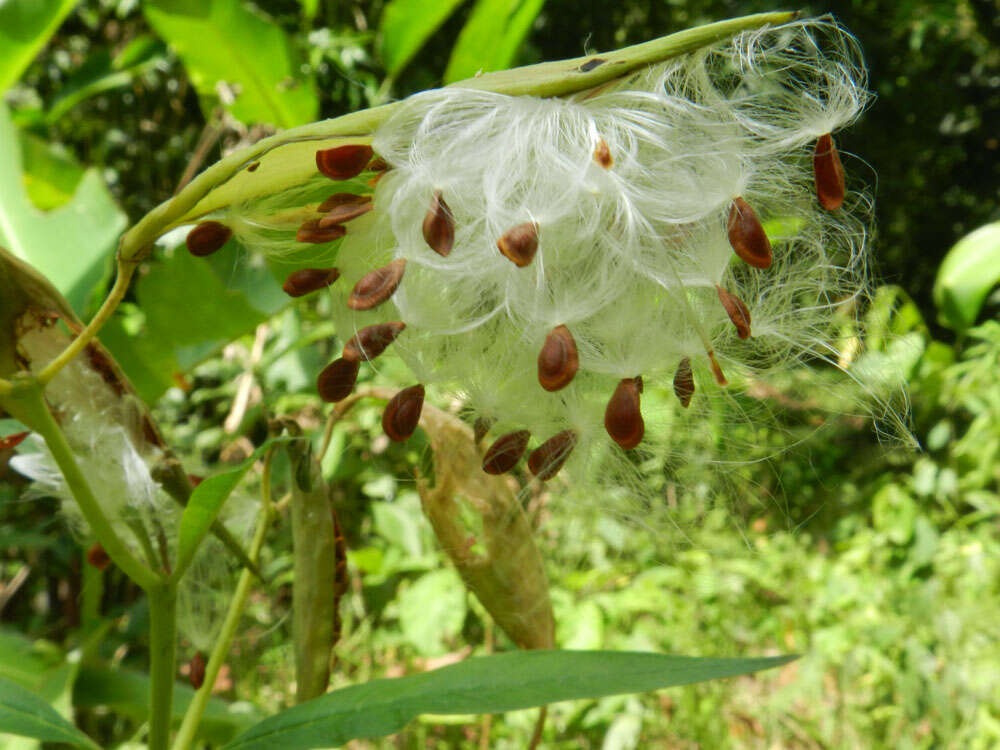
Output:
[
  {"xmin": 497, "ymin": 221, "xmax": 539, "ymax": 267},
  {"xmin": 317, "ymin": 357, "xmax": 360, "ymax": 402},
  {"xmin": 382, "ymin": 384, "xmax": 425, "ymax": 442},
  {"xmin": 673, "ymin": 357, "xmax": 695, "ymax": 408},
  {"xmin": 593, "ymin": 137, "xmax": 613, "ymax": 169},
  {"xmin": 708, "ymin": 351, "xmax": 728, "ymax": 386},
  {"xmin": 813, "ymin": 133, "xmax": 846, "ymax": 211},
  {"xmin": 473, "ymin": 416, "xmax": 495, "ymax": 444},
  {"xmin": 604, "ymin": 377, "xmax": 645, "ymax": 449},
  {"xmin": 727, "ymin": 197, "xmax": 772, "ymax": 269},
  {"xmin": 482, "ymin": 430, "xmax": 531, "ymax": 474},
  {"xmin": 188, "ymin": 652, "xmax": 207, "ymax": 690},
  {"xmin": 296, "ymin": 220, "xmax": 346, "ymax": 244},
  {"xmin": 715, "ymin": 285, "xmax": 751, "ymax": 339},
  {"xmin": 186, "ymin": 221, "xmax": 231, "ymax": 257},
  {"xmin": 316, "ymin": 144, "xmax": 374, "ymax": 180},
  {"xmin": 343, "ymin": 321, "xmax": 406, "ymax": 362},
  {"xmin": 348, "ymin": 259, "xmax": 406, "ymax": 310},
  {"xmin": 528, "ymin": 429, "xmax": 577, "ymax": 480},
  {"xmin": 318, "ymin": 196, "xmax": 373, "ymax": 227},
  {"xmin": 422, "ymin": 190, "xmax": 455, "ymax": 256},
  {"xmin": 537, "ymin": 324, "xmax": 579, "ymax": 391},
  {"xmin": 87, "ymin": 543, "xmax": 111, "ymax": 571},
  {"xmin": 283, "ymin": 268, "xmax": 340, "ymax": 297}
]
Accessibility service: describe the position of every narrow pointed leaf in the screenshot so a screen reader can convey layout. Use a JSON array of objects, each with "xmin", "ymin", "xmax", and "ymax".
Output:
[{"xmin": 0, "ymin": 675, "xmax": 99, "ymax": 749}]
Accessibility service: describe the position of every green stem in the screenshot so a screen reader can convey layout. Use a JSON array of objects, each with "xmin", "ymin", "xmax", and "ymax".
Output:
[
  {"xmin": 4, "ymin": 380, "xmax": 159, "ymax": 590},
  {"xmin": 171, "ymin": 493, "xmax": 274, "ymax": 750},
  {"xmin": 148, "ymin": 583, "xmax": 178, "ymax": 750}
]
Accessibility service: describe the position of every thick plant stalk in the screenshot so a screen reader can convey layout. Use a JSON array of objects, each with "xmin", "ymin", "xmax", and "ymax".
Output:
[
  {"xmin": 287, "ymin": 439, "xmax": 338, "ymax": 702},
  {"xmin": 147, "ymin": 583, "xmax": 178, "ymax": 750}
]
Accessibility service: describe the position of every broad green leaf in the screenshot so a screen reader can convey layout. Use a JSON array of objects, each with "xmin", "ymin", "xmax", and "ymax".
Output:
[
  {"xmin": 143, "ymin": 0, "xmax": 318, "ymax": 127},
  {"xmin": 933, "ymin": 221, "xmax": 1000, "ymax": 330},
  {"xmin": 0, "ymin": 632, "xmax": 62, "ymax": 692},
  {"xmin": 0, "ymin": 0, "xmax": 77, "ymax": 93},
  {"xmin": 17, "ymin": 132, "xmax": 84, "ymax": 211},
  {"xmin": 0, "ymin": 103, "xmax": 126, "ymax": 314},
  {"xmin": 443, "ymin": 0, "xmax": 546, "ymax": 84},
  {"xmin": 379, "ymin": 0, "xmax": 467, "ymax": 76},
  {"xmin": 397, "ymin": 569, "xmax": 467, "ymax": 656},
  {"xmin": 175, "ymin": 438, "xmax": 285, "ymax": 578},
  {"xmin": 0, "ymin": 676, "xmax": 97, "ymax": 749},
  {"xmin": 224, "ymin": 650, "xmax": 795, "ymax": 749},
  {"xmin": 73, "ymin": 665, "xmax": 260, "ymax": 745}
]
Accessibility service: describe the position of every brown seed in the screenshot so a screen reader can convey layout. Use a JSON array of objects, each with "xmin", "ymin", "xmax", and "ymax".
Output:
[
  {"xmin": 296, "ymin": 219, "xmax": 346, "ymax": 244},
  {"xmin": 604, "ymin": 377, "xmax": 645, "ymax": 449},
  {"xmin": 673, "ymin": 357, "xmax": 694, "ymax": 408},
  {"xmin": 579, "ymin": 57, "xmax": 605, "ymax": 72},
  {"xmin": 482, "ymin": 430, "xmax": 531, "ymax": 474},
  {"xmin": 186, "ymin": 221, "xmax": 231, "ymax": 257},
  {"xmin": 368, "ymin": 156, "xmax": 389, "ymax": 172},
  {"xmin": 246, "ymin": 161, "xmax": 260, "ymax": 172},
  {"xmin": 593, "ymin": 137, "xmax": 613, "ymax": 168},
  {"xmin": 318, "ymin": 192, "xmax": 369, "ymax": 213},
  {"xmin": 537, "ymin": 324, "xmax": 579, "ymax": 391},
  {"xmin": 348, "ymin": 259, "xmax": 406, "ymax": 310},
  {"xmin": 87, "ymin": 543, "xmax": 111, "ymax": 571},
  {"xmin": 188, "ymin": 652, "xmax": 206, "ymax": 690},
  {"xmin": 473, "ymin": 416, "xmax": 495, "ymax": 444},
  {"xmin": 497, "ymin": 221, "xmax": 539, "ymax": 267},
  {"xmin": 0, "ymin": 431, "xmax": 29, "ymax": 451},
  {"xmin": 715, "ymin": 285, "xmax": 751, "ymax": 339},
  {"xmin": 343, "ymin": 321, "xmax": 406, "ymax": 362},
  {"xmin": 528, "ymin": 430, "xmax": 577, "ymax": 480},
  {"xmin": 382, "ymin": 384, "xmax": 425, "ymax": 442},
  {"xmin": 814, "ymin": 133, "xmax": 846, "ymax": 211},
  {"xmin": 317, "ymin": 357, "xmax": 360, "ymax": 402},
  {"xmin": 727, "ymin": 197, "xmax": 772, "ymax": 269},
  {"xmin": 422, "ymin": 190, "xmax": 455, "ymax": 256},
  {"xmin": 708, "ymin": 351, "xmax": 728, "ymax": 386},
  {"xmin": 316, "ymin": 144, "xmax": 374, "ymax": 180},
  {"xmin": 318, "ymin": 197, "xmax": 373, "ymax": 227},
  {"xmin": 283, "ymin": 268, "xmax": 340, "ymax": 297}
]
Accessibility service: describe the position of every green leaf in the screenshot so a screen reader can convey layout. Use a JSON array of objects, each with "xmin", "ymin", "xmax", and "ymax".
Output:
[
  {"xmin": 0, "ymin": 0, "xmax": 77, "ymax": 93},
  {"xmin": 17, "ymin": 131, "xmax": 85, "ymax": 211},
  {"xmin": 224, "ymin": 650, "xmax": 795, "ymax": 749},
  {"xmin": 73, "ymin": 665, "xmax": 260, "ymax": 745},
  {"xmin": 933, "ymin": 221, "xmax": 1000, "ymax": 330},
  {"xmin": 0, "ymin": 676, "xmax": 98, "ymax": 749},
  {"xmin": 443, "ymin": 0, "xmax": 546, "ymax": 84},
  {"xmin": 175, "ymin": 438, "xmax": 285, "ymax": 578},
  {"xmin": 379, "ymin": 0, "xmax": 467, "ymax": 76},
  {"xmin": 0, "ymin": 103, "xmax": 126, "ymax": 314},
  {"xmin": 143, "ymin": 0, "xmax": 318, "ymax": 127},
  {"xmin": 397, "ymin": 569, "xmax": 467, "ymax": 656}
]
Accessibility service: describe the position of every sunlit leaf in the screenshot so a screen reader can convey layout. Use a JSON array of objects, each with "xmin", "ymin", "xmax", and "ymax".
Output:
[
  {"xmin": 443, "ymin": 0, "xmax": 546, "ymax": 83},
  {"xmin": 379, "ymin": 0, "xmax": 467, "ymax": 76},
  {"xmin": 0, "ymin": 0, "xmax": 77, "ymax": 93},
  {"xmin": 934, "ymin": 221, "xmax": 1000, "ymax": 330}
]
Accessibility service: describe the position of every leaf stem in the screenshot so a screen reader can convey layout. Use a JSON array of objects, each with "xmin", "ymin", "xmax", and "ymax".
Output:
[
  {"xmin": 170, "ymin": 450, "xmax": 276, "ymax": 750},
  {"xmin": 148, "ymin": 582, "xmax": 178, "ymax": 750},
  {"xmin": 37, "ymin": 257, "xmax": 137, "ymax": 386}
]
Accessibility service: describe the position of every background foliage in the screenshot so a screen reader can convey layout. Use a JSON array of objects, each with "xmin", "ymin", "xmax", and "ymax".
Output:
[{"xmin": 1, "ymin": 0, "xmax": 999, "ymax": 747}]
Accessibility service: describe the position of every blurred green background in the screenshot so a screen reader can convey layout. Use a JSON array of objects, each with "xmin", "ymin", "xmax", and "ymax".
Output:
[{"xmin": 1, "ymin": 0, "xmax": 999, "ymax": 747}]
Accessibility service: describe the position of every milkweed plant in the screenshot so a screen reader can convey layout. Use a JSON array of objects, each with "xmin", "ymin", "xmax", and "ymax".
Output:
[{"xmin": 0, "ymin": 12, "xmax": 892, "ymax": 749}]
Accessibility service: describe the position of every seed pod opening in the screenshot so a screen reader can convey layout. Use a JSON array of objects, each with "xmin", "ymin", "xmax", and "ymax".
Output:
[
  {"xmin": 814, "ymin": 133, "xmax": 846, "ymax": 211},
  {"xmin": 188, "ymin": 652, "xmax": 207, "ymax": 690},
  {"xmin": 528, "ymin": 429, "xmax": 577, "ymax": 480},
  {"xmin": 297, "ymin": 220, "xmax": 346, "ymax": 244},
  {"xmin": 87, "ymin": 542, "xmax": 111, "ymax": 571},
  {"xmin": 727, "ymin": 197, "xmax": 772, "ymax": 269},
  {"xmin": 186, "ymin": 221, "xmax": 231, "ymax": 257},
  {"xmin": 482, "ymin": 430, "xmax": 531, "ymax": 474},
  {"xmin": 343, "ymin": 321, "xmax": 406, "ymax": 362},
  {"xmin": 537, "ymin": 324, "xmax": 579, "ymax": 391},
  {"xmin": 348, "ymin": 259, "xmax": 406, "ymax": 310},
  {"xmin": 673, "ymin": 357, "xmax": 695, "ymax": 408},
  {"xmin": 604, "ymin": 377, "xmax": 645, "ymax": 449},
  {"xmin": 593, "ymin": 137, "xmax": 613, "ymax": 168},
  {"xmin": 382, "ymin": 384, "xmax": 425, "ymax": 442},
  {"xmin": 497, "ymin": 221, "xmax": 539, "ymax": 267},
  {"xmin": 422, "ymin": 190, "xmax": 455, "ymax": 256},
  {"xmin": 715, "ymin": 285, "xmax": 752, "ymax": 339},
  {"xmin": 708, "ymin": 351, "xmax": 728, "ymax": 386},
  {"xmin": 317, "ymin": 357, "xmax": 360, "ymax": 402},
  {"xmin": 318, "ymin": 196, "xmax": 374, "ymax": 227},
  {"xmin": 283, "ymin": 268, "xmax": 341, "ymax": 297},
  {"xmin": 316, "ymin": 144, "xmax": 374, "ymax": 180}
]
